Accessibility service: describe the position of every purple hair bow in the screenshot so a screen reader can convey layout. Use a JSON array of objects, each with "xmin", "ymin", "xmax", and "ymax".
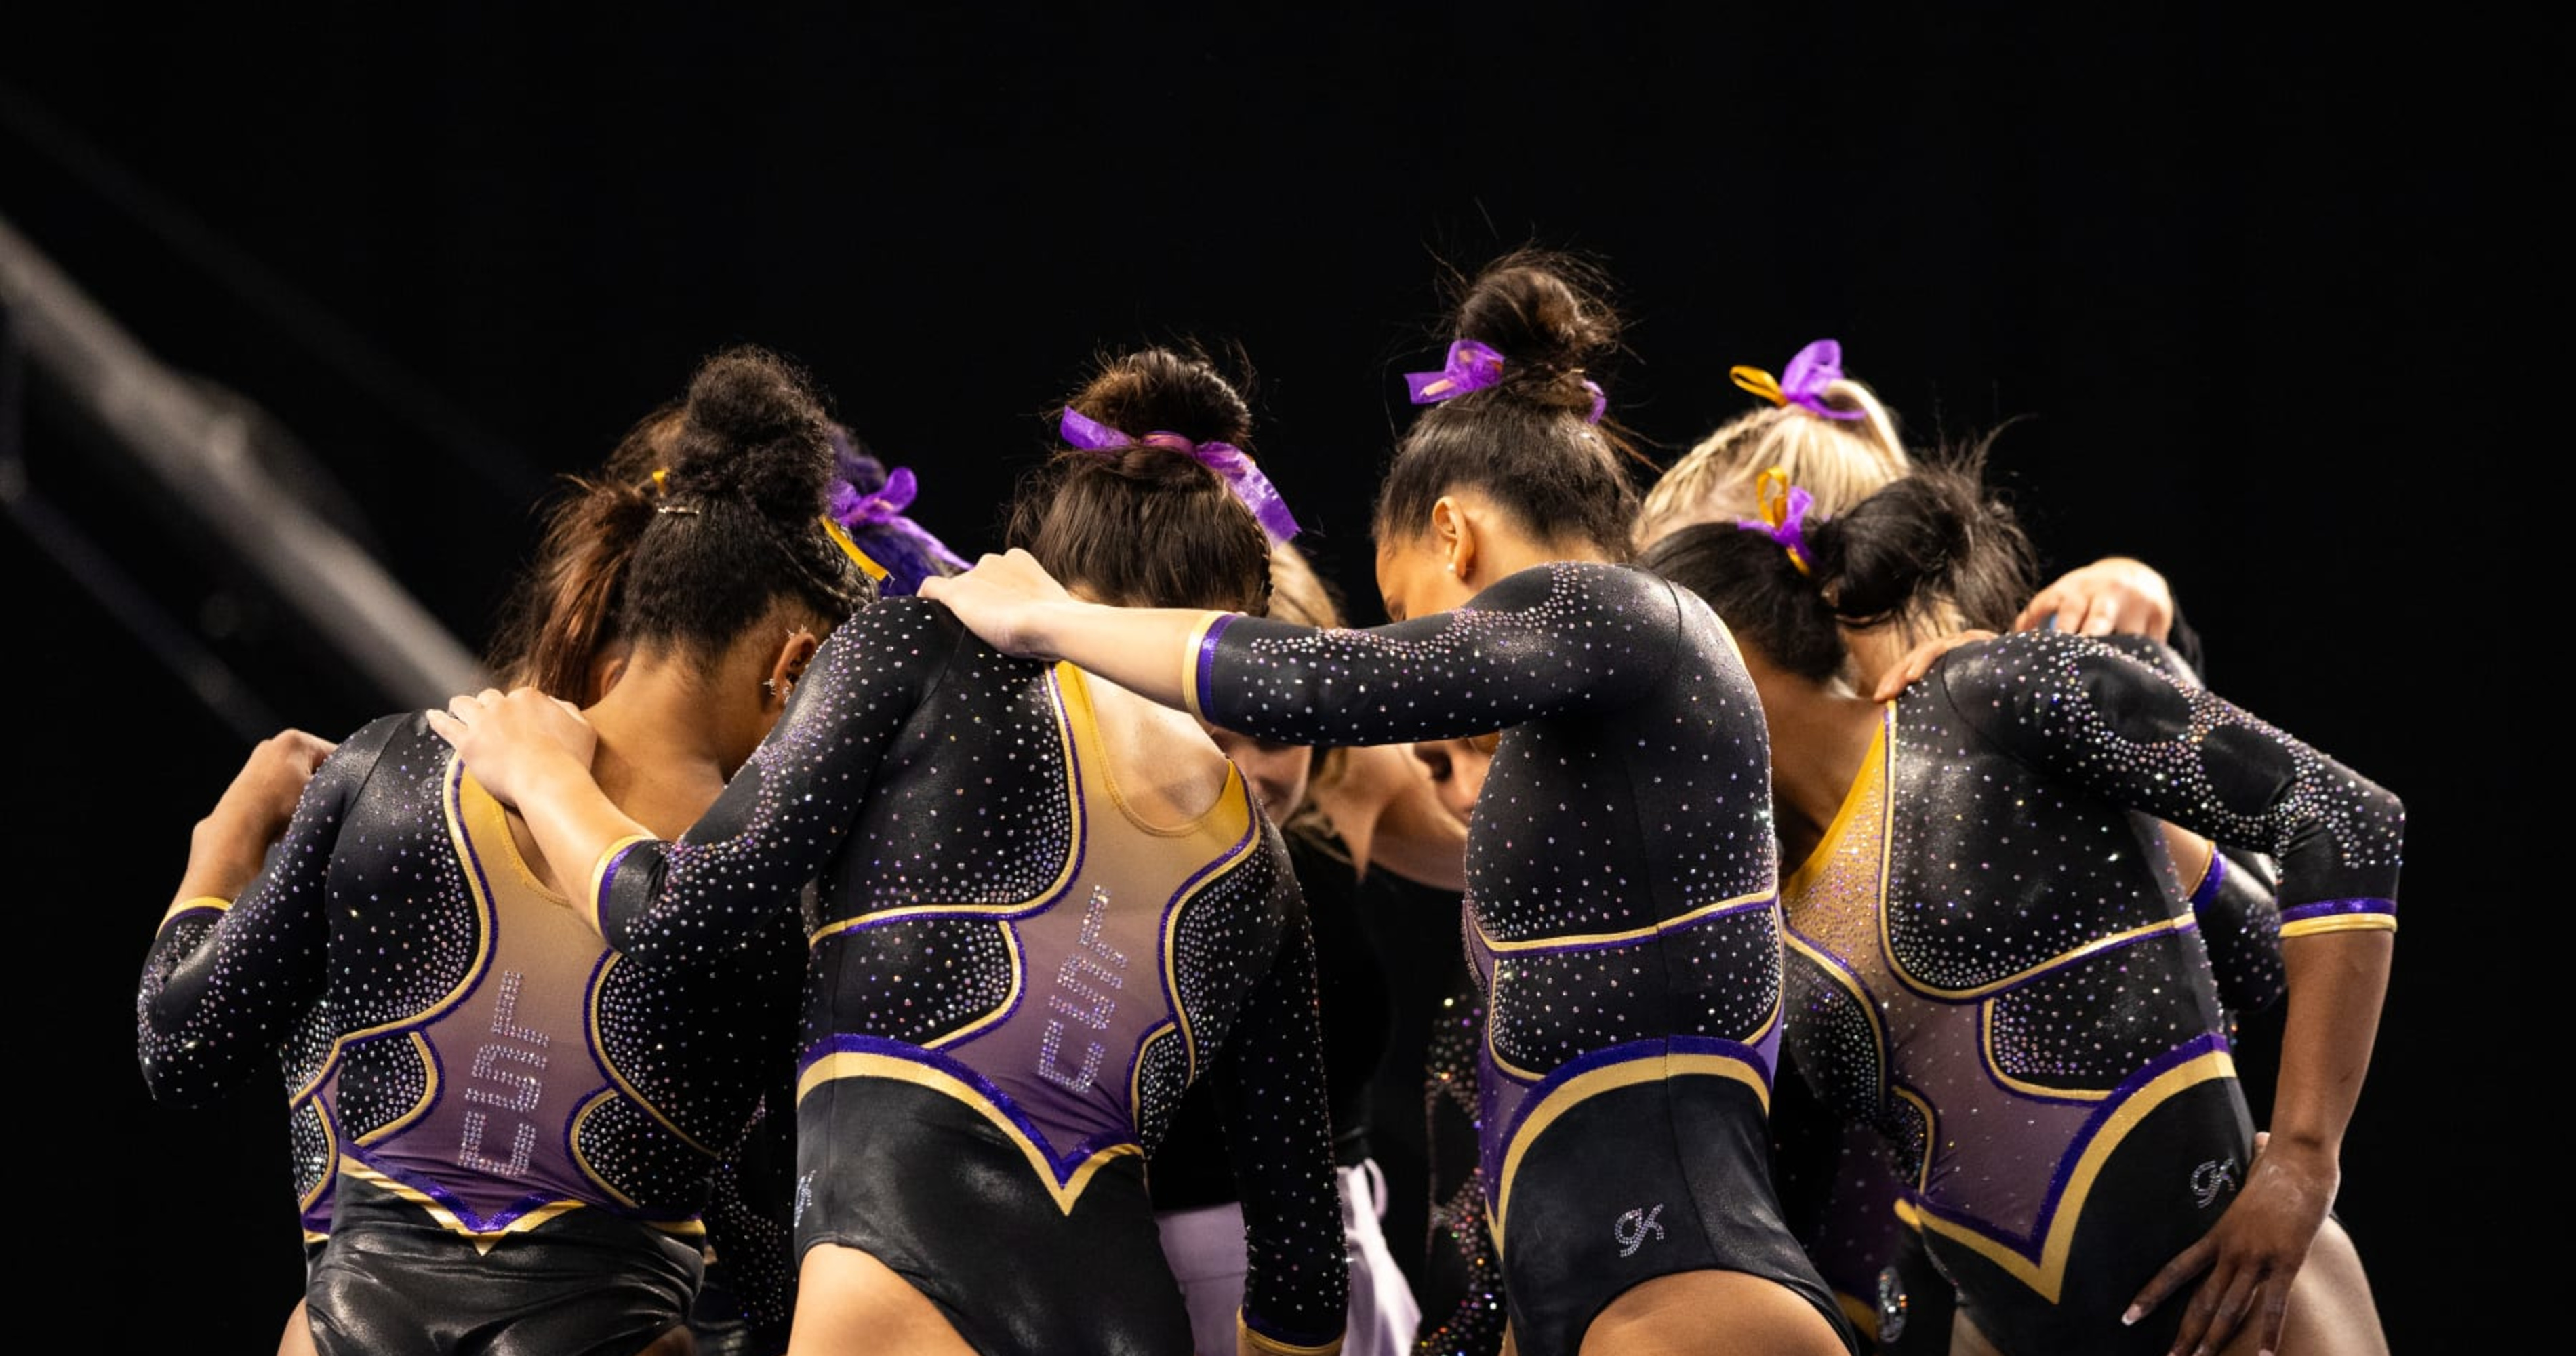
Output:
[
  {"xmin": 1405, "ymin": 338, "xmax": 1607, "ymax": 424},
  {"xmin": 829, "ymin": 465, "xmax": 973, "ymax": 572},
  {"xmin": 1059, "ymin": 407, "xmax": 1302, "ymax": 545},
  {"xmin": 831, "ymin": 466, "xmax": 918, "ymax": 527},
  {"xmin": 1729, "ymin": 338, "xmax": 1866, "ymax": 422}
]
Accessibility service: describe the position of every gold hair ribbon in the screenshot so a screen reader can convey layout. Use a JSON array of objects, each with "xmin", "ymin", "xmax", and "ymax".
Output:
[
  {"xmin": 1729, "ymin": 365, "xmax": 1789, "ymax": 407},
  {"xmin": 1751, "ymin": 468, "xmax": 1814, "ymax": 576},
  {"xmin": 820, "ymin": 515, "xmax": 891, "ymax": 582},
  {"xmin": 651, "ymin": 468, "xmax": 672, "ymax": 496}
]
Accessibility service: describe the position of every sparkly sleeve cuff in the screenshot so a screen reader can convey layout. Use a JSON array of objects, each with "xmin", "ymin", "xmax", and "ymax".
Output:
[
  {"xmin": 160, "ymin": 894, "xmax": 233, "ymax": 927},
  {"xmin": 1183, "ymin": 612, "xmax": 1239, "ymax": 722},
  {"xmin": 587, "ymin": 834, "xmax": 660, "ymax": 936},
  {"xmin": 1238, "ymin": 1313, "xmax": 1343, "ymax": 1356},
  {"xmin": 2276, "ymin": 898, "xmax": 2396, "ymax": 938}
]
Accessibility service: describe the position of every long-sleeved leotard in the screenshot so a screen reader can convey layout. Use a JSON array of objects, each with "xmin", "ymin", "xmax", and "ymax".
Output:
[
  {"xmin": 1776, "ymin": 635, "xmax": 2289, "ymax": 1354},
  {"xmin": 138, "ymin": 714, "xmax": 803, "ymax": 1355},
  {"xmin": 586, "ymin": 597, "xmax": 1346, "ymax": 1356},
  {"xmin": 1778, "ymin": 628, "xmax": 2400, "ymax": 1355},
  {"xmin": 1188, "ymin": 560, "xmax": 1853, "ymax": 1356}
]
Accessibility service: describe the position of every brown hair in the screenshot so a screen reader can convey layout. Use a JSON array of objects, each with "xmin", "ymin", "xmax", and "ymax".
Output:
[
  {"xmin": 1374, "ymin": 249, "xmax": 1649, "ymax": 558},
  {"xmin": 487, "ymin": 346, "xmax": 872, "ymax": 700},
  {"xmin": 1005, "ymin": 346, "xmax": 1271, "ymax": 614}
]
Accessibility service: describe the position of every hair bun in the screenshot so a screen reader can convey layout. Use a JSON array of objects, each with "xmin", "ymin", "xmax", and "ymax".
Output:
[
  {"xmin": 665, "ymin": 346, "xmax": 834, "ymax": 519},
  {"xmin": 1451, "ymin": 249, "xmax": 1619, "ymax": 407},
  {"xmin": 1067, "ymin": 346, "xmax": 1255, "ymax": 476}
]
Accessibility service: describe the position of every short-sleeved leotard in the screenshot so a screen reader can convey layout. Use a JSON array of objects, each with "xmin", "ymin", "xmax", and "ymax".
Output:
[
  {"xmin": 584, "ymin": 598, "xmax": 1349, "ymax": 1356},
  {"xmin": 138, "ymin": 715, "xmax": 803, "ymax": 1355},
  {"xmin": 1777, "ymin": 629, "xmax": 2400, "ymax": 1355},
  {"xmin": 1187, "ymin": 561, "xmax": 1855, "ymax": 1356}
]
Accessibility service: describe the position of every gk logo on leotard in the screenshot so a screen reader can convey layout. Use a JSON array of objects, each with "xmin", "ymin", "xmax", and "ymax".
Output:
[
  {"xmin": 2190, "ymin": 1155, "xmax": 2239, "ymax": 1208},
  {"xmin": 1038, "ymin": 886, "xmax": 1126, "ymax": 1093},
  {"xmin": 793, "ymin": 1172, "xmax": 816, "ymax": 1228},
  {"xmin": 1614, "ymin": 1204, "xmax": 1666, "ymax": 1257},
  {"xmin": 458, "ymin": 970, "xmax": 550, "ymax": 1175}
]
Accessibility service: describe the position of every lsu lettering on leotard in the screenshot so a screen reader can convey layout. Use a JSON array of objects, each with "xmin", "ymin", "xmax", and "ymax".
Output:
[
  {"xmin": 584, "ymin": 597, "xmax": 1348, "ymax": 1356},
  {"xmin": 138, "ymin": 715, "xmax": 803, "ymax": 1355}
]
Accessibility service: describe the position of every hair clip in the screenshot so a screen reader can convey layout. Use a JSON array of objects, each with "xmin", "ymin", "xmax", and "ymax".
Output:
[
  {"xmin": 1729, "ymin": 339, "xmax": 1866, "ymax": 422},
  {"xmin": 1736, "ymin": 467, "xmax": 1817, "ymax": 574},
  {"xmin": 646, "ymin": 466, "xmax": 702, "ymax": 515},
  {"xmin": 1058, "ymin": 407, "xmax": 1300, "ymax": 545}
]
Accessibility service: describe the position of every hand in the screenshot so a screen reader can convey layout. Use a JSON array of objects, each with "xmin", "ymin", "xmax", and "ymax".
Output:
[
  {"xmin": 426, "ymin": 687, "xmax": 596, "ymax": 810},
  {"xmin": 2013, "ymin": 556, "xmax": 2175, "ymax": 639},
  {"xmin": 917, "ymin": 549, "xmax": 1077, "ymax": 659},
  {"xmin": 182, "ymin": 729, "xmax": 339, "ymax": 900},
  {"xmin": 1868, "ymin": 629, "xmax": 1996, "ymax": 701},
  {"xmin": 203, "ymin": 729, "xmax": 338, "ymax": 843},
  {"xmin": 2125, "ymin": 1132, "xmax": 2333, "ymax": 1356}
]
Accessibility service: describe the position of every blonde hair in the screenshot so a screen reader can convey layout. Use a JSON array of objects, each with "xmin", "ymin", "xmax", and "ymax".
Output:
[
  {"xmin": 1641, "ymin": 375, "xmax": 1989, "ymax": 656},
  {"xmin": 1635, "ymin": 378, "xmax": 1910, "ymax": 550}
]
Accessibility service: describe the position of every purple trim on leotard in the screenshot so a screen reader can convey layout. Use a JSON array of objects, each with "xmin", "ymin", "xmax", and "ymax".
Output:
[
  {"xmin": 1914, "ymin": 1031, "xmax": 2230, "ymax": 1261},
  {"xmin": 597, "ymin": 839, "xmax": 647, "ymax": 911},
  {"xmin": 797, "ymin": 1033, "xmax": 1135, "ymax": 1189},
  {"xmin": 2278, "ymin": 897, "xmax": 2396, "ymax": 924},
  {"xmin": 1194, "ymin": 613, "xmax": 1237, "ymax": 719},
  {"xmin": 2187, "ymin": 851, "xmax": 2226, "ymax": 909}
]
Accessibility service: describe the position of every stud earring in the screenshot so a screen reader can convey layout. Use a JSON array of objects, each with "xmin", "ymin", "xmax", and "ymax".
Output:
[
  {"xmin": 1445, "ymin": 562, "xmax": 1458, "ymax": 575},
  {"xmin": 762, "ymin": 679, "xmax": 780, "ymax": 702}
]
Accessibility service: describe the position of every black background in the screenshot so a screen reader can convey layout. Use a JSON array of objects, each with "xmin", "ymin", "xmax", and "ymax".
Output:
[{"xmin": 5, "ymin": 7, "xmax": 2526, "ymax": 1348}]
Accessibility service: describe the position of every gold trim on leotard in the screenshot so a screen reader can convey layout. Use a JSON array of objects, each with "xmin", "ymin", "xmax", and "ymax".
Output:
[
  {"xmin": 1472, "ymin": 885, "xmax": 1775, "ymax": 957},
  {"xmin": 160, "ymin": 894, "xmax": 233, "ymax": 926},
  {"xmin": 1487, "ymin": 1049, "xmax": 1771, "ymax": 1256},
  {"xmin": 794, "ymin": 1050, "xmax": 1143, "ymax": 1216},
  {"xmin": 1979, "ymin": 1000, "xmax": 2112, "ymax": 1103},
  {"xmin": 808, "ymin": 664, "xmax": 1090, "ymax": 944},
  {"xmin": 584, "ymin": 953, "xmax": 718, "ymax": 1158},
  {"xmin": 1236, "ymin": 1314, "xmax": 1344, "ymax": 1356},
  {"xmin": 2278, "ymin": 914, "xmax": 2398, "ymax": 939},
  {"xmin": 1912, "ymin": 1048, "xmax": 2236, "ymax": 1303}
]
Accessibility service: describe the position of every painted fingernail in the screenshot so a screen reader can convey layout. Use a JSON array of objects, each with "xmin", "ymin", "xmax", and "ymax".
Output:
[{"xmin": 2122, "ymin": 1306, "xmax": 2141, "ymax": 1326}]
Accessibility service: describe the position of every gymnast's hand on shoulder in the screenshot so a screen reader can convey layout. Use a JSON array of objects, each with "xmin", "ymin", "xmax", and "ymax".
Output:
[
  {"xmin": 182, "ymin": 728, "xmax": 340, "ymax": 899},
  {"xmin": 2012, "ymin": 555, "xmax": 2175, "ymax": 640},
  {"xmin": 1868, "ymin": 629, "xmax": 1997, "ymax": 702},
  {"xmin": 918, "ymin": 548, "xmax": 1079, "ymax": 660},
  {"xmin": 427, "ymin": 687, "xmax": 596, "ymax": 810}
]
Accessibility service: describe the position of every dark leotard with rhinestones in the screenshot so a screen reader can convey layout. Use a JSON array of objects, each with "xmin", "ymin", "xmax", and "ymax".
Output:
[
  {"xmin": 138, "ymin": 715, "xmax": 803, "ymax": 1350},
  {"xmin": 586, "ymin": 597, "xmax": 1347, "ymax": 1356},
  {"xmin": 1777, "ymin": 629, "xmax": 2400, "ymax": 1354},
  {"xmin": 1188, "ymin": 560, "xmax": 1853, "ymax": 1355}
]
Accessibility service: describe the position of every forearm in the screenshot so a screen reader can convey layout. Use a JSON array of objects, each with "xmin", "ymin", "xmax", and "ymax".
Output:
[
  {"xmin": 1020, "ymin": 601, "xmax": 1220, "ymax": 712},
  {"xmin": 2266, "ymin": 931, "xmax": 2392, "ymax": 1155},
  {"xmin": 169, "ymin": 814, "xmax": 278, "ymax": 917}
]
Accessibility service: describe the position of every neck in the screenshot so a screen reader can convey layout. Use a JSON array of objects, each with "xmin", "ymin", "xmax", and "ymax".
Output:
[
  {"xmin": 1476, "ymin": 530, "xmax": 1611, "ymax": 584},
  {"xmin": 1761, "ymin": 675, "xmax": 1884, "ymax": 870},
  {"xmin": 580, "ymin": 658, "xmax": 737, "ymax": 839}
]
